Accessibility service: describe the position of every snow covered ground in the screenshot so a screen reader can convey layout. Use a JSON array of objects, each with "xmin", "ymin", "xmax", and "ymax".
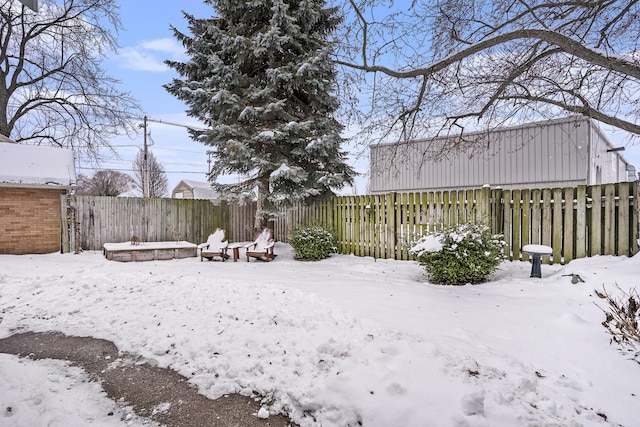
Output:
[{"xmin": 0, "ymin": 244, "xmax": 639, "ymax": 426}]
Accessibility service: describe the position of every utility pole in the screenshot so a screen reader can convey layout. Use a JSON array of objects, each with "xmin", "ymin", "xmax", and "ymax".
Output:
[
  {"xmin": 143, "ymin": 115, "xmax": 149, "ymax": 198},
  {"xmin": 137, "ymin": 115, "xmax": 208, "ymax": 197}
]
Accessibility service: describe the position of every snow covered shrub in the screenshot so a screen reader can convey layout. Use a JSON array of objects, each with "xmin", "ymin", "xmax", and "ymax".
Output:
[
  {"xmin": 289, "ymin": 225, "xmax": 337, "ymax": 260},
  {"xmin": 410, "ymin": 223, "xmax": 506, "ymax": 285}
]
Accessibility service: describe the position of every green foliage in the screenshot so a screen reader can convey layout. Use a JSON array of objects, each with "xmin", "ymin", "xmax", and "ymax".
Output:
[
  {"xmin": 290, "ymin": 225, "xmax": 336, "ymax": 260},
  {"xmin": 410, "ymin": 223, "xmax": 506, "ymax": 285},
  {"xmin": 164, "ymin": 0, "xmax": 356, "ymax": 226}
]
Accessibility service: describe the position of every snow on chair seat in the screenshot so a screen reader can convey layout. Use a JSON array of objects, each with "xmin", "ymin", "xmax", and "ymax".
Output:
[
  {"xmin": 198, "ymin": 228, "xmax": 229, "ymax": 261},
  {"xmin": 244, "ymin": 228, "xmax": 276, "ymax": 262}
]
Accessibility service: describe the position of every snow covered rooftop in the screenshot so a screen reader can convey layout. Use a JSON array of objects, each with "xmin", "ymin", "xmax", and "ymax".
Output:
[
  {"xmin": 173, "ymin": 179, "xmax": 218, "ymax": 200},
  {"xmin": 0, "ymin": 142, "xmax": 76, "ymax": 188}
]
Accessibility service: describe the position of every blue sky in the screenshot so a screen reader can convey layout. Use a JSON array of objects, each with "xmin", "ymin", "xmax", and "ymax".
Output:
[
  {"xmin": 93, "ymin": 1, "xmax": 639, "ymax": 196},
  {"xmin": 91, "ymin": 1, "xmax": 214, "ymax": 194}
]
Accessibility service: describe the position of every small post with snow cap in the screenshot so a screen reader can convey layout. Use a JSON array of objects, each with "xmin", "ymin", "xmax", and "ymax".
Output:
[{"xmin": 522, "ymin": 244, "xmax": 553, "ymax": 278}]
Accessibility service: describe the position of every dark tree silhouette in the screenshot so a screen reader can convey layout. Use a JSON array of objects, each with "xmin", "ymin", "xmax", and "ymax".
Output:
[
  {"xmin": 76, "ymin": 170, "xmax": 134, "ymax": 196},
  {"xmin": 131, "ymin": 149, "xmax": 169, "ymax": 198}
]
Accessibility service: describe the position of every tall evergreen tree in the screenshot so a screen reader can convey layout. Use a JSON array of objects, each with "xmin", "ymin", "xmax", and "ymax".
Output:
[{"xmin": 165, "ymin": 0, "xmax": 355, "ymax": 228}]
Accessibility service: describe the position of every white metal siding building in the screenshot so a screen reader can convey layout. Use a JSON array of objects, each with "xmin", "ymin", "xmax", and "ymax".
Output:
[{"xmin": 369, "ymin": 116, "xmax": 636, "ymax": 194}]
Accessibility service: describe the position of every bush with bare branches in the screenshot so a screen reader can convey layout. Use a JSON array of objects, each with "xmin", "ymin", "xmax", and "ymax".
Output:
[{"xmin": 598, "ymin": 285, "xmax": 640, "ymax": 364}]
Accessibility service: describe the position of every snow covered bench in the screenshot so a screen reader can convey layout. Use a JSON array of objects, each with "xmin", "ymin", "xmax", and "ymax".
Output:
[{"xmin": 103, "ymin": 241, "xmax": 197, "ymax": 262}]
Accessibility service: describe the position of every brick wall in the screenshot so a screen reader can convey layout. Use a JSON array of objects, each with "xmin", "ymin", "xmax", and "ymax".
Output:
[{"xmin": 0, "ymin": 187, "xmax": 66, "ymax": 255}]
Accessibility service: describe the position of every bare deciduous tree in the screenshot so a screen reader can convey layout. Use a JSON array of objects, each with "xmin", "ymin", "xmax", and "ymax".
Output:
[
  {"xmin": 75, "ymin": 170, "xmax": 133, "ymax": 196},
  {"xmin": 337, "ymin": 0, "xmax": 640, "ymax": 148},
  {"xmin": 131, "ymin": 149, "xmax": 168, "ymax": 198},
  {"xmin": 0, "ymin": 0, "xmax": 141, "ymax": 159}
]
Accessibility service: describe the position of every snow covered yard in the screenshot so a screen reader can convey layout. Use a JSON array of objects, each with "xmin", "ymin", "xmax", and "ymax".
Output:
[{"xmin": 0, "ymin": 244, "xmax": 639, "ymax": 426}]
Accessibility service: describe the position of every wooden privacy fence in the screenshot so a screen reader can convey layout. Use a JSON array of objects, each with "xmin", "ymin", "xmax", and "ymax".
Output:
[
  {"xmin": 327, "ymin": 182, "xmax": 638, "ymax": 264},
  {"xmin": 498, "ymin": 183, "xmax": 638, "ymax": 263},
  {"xmin": 329, "ymin": 187, "xmax": 492, "ymax": 260},
  {"xmin": 62, "ymin": 182, "xmax": 638, "ymax": 264},
  {"xmin": 271, "ymin": 197, "xmax": 334, "ymax": 243},
  {"xmin": 62, "ymin": 196, "xmax": 256, "ymax": 252}
]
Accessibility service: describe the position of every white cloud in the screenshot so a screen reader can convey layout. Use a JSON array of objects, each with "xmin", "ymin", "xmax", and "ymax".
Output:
[
  {"xmin": 113, "ymin": 38, "xmax": 186, "ymax": 72},
  {"xmin": 139, "ymin": 38, "xmax": 185, "ymax": 58}
]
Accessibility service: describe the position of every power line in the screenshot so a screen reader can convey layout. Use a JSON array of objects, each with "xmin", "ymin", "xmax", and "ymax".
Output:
[
  {"xmin": 136, "ymin": 116, "xmax": 208, "ymax": 132},
  {"xmin": 77, "ymin": 166, "xmax": 207, "ymax": 174}
]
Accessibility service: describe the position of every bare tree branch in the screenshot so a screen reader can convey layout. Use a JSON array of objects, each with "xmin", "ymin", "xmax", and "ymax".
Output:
[
  {"xmin": 0, "ymin": 0, "xmax": 141, "ymax": 160},
  {"xmin": 337, "ymin": 0, "xmax": 640, "ymax": 144}
]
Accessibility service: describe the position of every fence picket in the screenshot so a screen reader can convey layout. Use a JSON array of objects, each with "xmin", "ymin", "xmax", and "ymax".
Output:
[
  {"xmin": 521, "ymin": 189, "xmax": 531, "ymax": 262},
  {"xmin": 542, "ymin": 189, "xmax": 553, "ymax": 263},
  {"xmin": 502, "ymin": 189, "xmax": 512, "ymax": 259},
  {"xmin": 512, "ymin": 189, "xmax": 521, "ymax": 261},
  {"xmin": 575, "ymin": 186, "xmax": 587, "ymax": 259},
  {"xmin": 531, "ymin": 189, "xmax": 541, "ymax": 247},
  {"xmin": 604, "ymin": 184, "xmax": 617, "ymax": 255},
  {"xmin": 552, "ymin": 188, "xmax": 563, "ymax": 263},
  {"xmin": 618, "ymin": 183, "xmax": 630, "ymax": 256},
  {"xmin": 590, "ymin": 185, "xmax": 602, "ymax": 256},
  {"xmin": 563, "ymin": 187, "xmax": 575, "ymax": 263}
]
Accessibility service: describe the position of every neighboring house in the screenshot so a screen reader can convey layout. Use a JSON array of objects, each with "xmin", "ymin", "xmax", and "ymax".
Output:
[
  {"xmin": 171, "ymin": 179, "xmax": 219, "ymax": 200},
  {"xmin": 0, "ymin": 141, "xmax": 76, "ymax": 254},
  {"xmin": 369, "ymin": 116, "xmax": 637, "ymax": 194}
]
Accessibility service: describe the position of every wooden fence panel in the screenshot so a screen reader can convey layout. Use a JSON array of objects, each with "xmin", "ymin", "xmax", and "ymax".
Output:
[{"xmin": 67, "ymin": 196, "xmax": 239, "ymax": 251}]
